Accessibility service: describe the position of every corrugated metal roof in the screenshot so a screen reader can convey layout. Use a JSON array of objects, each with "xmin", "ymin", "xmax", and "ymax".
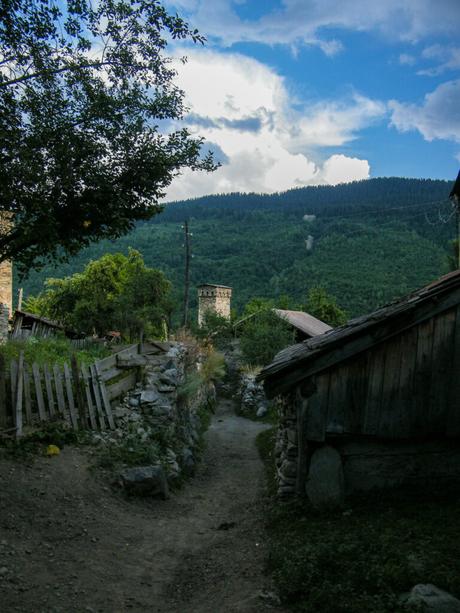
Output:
[
  {"xmin": 273, "ymin": 309, "xmax": 332, "ymax": 337},
  {"xmin": 260, "ymin": 269, "xmax": 460, "ymax": 396}
]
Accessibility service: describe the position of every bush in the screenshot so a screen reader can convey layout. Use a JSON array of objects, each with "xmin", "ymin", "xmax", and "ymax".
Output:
[
  {"xmin": 304, "ymin": 287, "xmax": 347, "ymax": 327},
  {"xmin": 195, "ymin": 311, "xmax": 234, "ymax": 349},
  {"xmin": 239, "ymin": 310, "xmax": 294, "ymax": 366}
]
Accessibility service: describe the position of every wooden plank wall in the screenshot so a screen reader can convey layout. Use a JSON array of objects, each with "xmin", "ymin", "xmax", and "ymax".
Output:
[
  {"xmin": 0, "ymin": 344, "xmax": 141, "ymax": 437},
  {"xmin": 303, "ymin": 306, "xmax": 460, "ymax": 440}
]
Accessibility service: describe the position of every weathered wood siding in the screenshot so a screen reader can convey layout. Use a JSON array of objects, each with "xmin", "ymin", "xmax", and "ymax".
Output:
[{"xmin": 304, "ymin": 305, "xmax": 460, "ymax": 441}]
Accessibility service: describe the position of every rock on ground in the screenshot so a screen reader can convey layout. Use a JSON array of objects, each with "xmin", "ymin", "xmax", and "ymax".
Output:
[
  {"xmin": 306, "ymin": 445, "xmax": 345, "ymax": 509},
  {"xmin": 404, "ymin": 584, "xmax": 460, "ymax": 612}
]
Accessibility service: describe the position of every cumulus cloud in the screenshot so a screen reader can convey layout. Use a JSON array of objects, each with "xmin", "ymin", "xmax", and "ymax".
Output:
[
  {"xmin": 165, "ymin": 50, "xmax": 383, "ymax": 199},
  {"xmin": 164, "ymin": 0, "xmax": 460, "ymax": 52},
  {"xmin": 389, "ymin": 80, "xmax": 460, "ymax": 143}
]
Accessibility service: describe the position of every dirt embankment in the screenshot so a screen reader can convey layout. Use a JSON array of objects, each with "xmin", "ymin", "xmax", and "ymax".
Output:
[{"xmin": 0, "ymin": 399, "xmax": 285, "ymax": 613}]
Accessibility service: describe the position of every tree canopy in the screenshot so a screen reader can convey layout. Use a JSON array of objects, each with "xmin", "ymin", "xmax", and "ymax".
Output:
[
  {"xmin": 0, "ymin": 0, "xmax": 216, "ymax": 272},
  {"xmin": 24, "ymin": 250, "xmax": 173, "ymax": 339}
]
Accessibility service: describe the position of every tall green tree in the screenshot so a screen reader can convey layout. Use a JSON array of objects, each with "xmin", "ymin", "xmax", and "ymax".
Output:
[
  {"xmin": 0, "ymin": 0, "xmax": 216, "ymax": 273},
  {"xmin": 305, "ymin": 287, "xmax": 347, "ymax": 327},
  {"xmin": 26, "ymin": 250, "xmax": 173, "ymax": 339}
]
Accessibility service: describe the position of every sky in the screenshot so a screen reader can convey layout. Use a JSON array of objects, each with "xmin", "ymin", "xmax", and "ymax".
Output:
[{"xmin": 162, "ymin": 0, "xmax": 460, "ymax": 201}]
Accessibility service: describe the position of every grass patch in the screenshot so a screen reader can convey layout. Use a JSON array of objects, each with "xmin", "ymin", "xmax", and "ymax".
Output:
[
  {"xmin": 257, "ymin": 431, "xmax": 460, "ymax": 613},
  {"xmin": 96, "ymin": 437, "xmax": 162, "ymax": 471},
  {"xmin": 0, "ymin": 337, "xmax": 110, "ymax": 366},
  {"xmin": 0, "ymin": 422, "xmax": 88, "ymax": 460}
]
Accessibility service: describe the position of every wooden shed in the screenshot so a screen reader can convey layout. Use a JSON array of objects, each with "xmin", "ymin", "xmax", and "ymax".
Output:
[
  {"xmin": 259, "ymin": 270, "xmax": 460, "ymax": 503},
  {"xmin": 10, "ymin": 311, "xmax": 66, "ymax": 339}
]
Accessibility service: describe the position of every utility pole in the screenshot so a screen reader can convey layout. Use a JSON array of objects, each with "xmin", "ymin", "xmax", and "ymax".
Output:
[
  {"xmin": 182, "ymin": 220, "xmax": 191, "ymax": 328},
  {"xmin": 449, "ymin": 170, "xmax": 460, "ymax": 269}
]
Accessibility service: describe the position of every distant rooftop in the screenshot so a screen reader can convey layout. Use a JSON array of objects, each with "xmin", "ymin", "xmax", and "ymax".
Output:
[{"xmin": 274, "ymin": 309, "xmax": 332, "ymax": 337}]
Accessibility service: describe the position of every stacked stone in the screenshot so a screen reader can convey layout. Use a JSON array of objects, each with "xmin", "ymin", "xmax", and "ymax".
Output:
[
  {"xmin": 273, "ymin": 395, "xmax": 298, "ymax": 498},
  {"xmin": 94, "ymin": 341, "xmax": 212, "ymax": 488},
  {"xmin": 239, "ymin": 372, "xmax": 268, "ymax": 417},
  {"xmin": 0, "ymin": 303, "xmax": 9, "ymax": 343}
]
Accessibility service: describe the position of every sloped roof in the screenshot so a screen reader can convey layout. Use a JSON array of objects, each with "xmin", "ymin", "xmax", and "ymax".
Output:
[
  {"xmin": 260, "ymin": 269, "xmax": 460, "ymax": 397},
  {"xmin": 273, "ymin": 309, "xmax": 332, "ymax": 337},
  {"xmin": 14, "ymin": 310, "xmax": 64, "ymax": 329}
]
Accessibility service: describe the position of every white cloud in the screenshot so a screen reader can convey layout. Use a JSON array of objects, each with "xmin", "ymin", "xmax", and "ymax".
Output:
[
  {"xmin": 399, "ymin": 53, "xmax": 416, "ymax": 66},
  {"xmin": 164, "ymin": 0, "xmax": 460, "ymax": 52},
  {"xmin": 389, "ymin": 80, "xmax": 460, "ymax": 143},
  {"xmin": 165, "ymin": 50, "xmax": 384, "ymax": 199},
  {"xmin": 418, "ymin": 44, "xmax": 460, "ymax": 76},
  {"xmin": 321, "ymin": 155, "xmax": 370, "ymax": 185}
]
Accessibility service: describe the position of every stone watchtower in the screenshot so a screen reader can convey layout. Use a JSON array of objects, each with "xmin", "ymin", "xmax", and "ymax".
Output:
[{"xmin": 197, "ymin": 284, "xmax": 232, "ymax": 327}]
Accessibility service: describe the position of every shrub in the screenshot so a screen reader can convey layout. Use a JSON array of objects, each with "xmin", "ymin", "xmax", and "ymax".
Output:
[{"xmin": 239, "ymin": 310, "xmax": 294, "ymax": 366}]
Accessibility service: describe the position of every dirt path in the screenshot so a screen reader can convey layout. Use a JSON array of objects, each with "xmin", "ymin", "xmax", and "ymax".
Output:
[{"xmin": 0, "ymin": 399, "xmax": 284, "ymax": 613}]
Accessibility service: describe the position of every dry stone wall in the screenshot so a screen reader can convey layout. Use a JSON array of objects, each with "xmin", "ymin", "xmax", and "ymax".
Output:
[
  {"xmin": 273, "ymin": 394, "xmax": 298, "ymax": 498},
  {"xmin": 0, "ymin": 304, "xmax": 8, "ymax": 343},
  {"xmin": 93, "ymin": 341, "xmax": 215, "ymax": 491}
]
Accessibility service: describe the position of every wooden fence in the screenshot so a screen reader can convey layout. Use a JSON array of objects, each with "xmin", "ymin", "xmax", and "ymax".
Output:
[{"xmin": 0, "ymin": 344, "xmax": 142, "ymax": 437}]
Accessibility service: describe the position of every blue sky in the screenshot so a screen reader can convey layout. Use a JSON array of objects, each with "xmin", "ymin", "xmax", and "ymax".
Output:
[{"xmin": 162, "ymin": 0, "xmax": 460, "ymax": 200}]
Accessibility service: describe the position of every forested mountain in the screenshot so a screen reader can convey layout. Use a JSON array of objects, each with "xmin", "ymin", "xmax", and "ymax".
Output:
[{"xmin": 20, "ymin": 177, "xmax": 455, "ymax": 321}]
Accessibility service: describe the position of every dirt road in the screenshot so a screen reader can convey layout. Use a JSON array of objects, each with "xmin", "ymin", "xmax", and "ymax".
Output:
[{"xmin": 0, "ymin": 399, "xmax": 284, "ymax": 613}]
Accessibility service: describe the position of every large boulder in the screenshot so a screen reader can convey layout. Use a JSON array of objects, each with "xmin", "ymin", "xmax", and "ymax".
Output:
[
  {"xmin": 119, "ymin": 466, "xmax": 169, "ymax": 499},
  {"xmin": 306, "ymin": 445, "xmax": 345, "ymax": 509},
  {"xmin": 404, "ymin": 584, "xmax": 460, "ymax": 612}
]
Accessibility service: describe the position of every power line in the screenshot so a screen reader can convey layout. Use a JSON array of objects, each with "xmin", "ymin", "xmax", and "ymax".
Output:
[{"xmin": 316, "ymin": 198, "xmax": 450, "ymax": 220}]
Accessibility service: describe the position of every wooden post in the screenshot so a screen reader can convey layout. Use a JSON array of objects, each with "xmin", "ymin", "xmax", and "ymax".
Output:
[
  {"xmin": 10, "ymin": 359, "xmax": 18, "ymax": 415},
  {"xmin": 71, "ymin": 355, "xmax": 87, "ymax": 429},
  {"xmin": 0, "ymin": 353, "xmax": 7, "ymax": 428},
  {"xmin": 81, "ymin": 364, "xmax": 97, "ymax": 430},
  {"xmin": 17, "ymin": 287, "xmax": 23, "ymax": 311},
  {"xmin": 63, "ymin": 362, "xmax": 78, "ymax": 429},
  {"xmin": 94, "ymin": 361, "xmax": 115, "ymax": 430},
  {"xmin": 90, "ymin": 364, "xmax": 106, "ymax": 430},
  {"xmin": 32, "ymin": 363, "xmax": 47, "ymax": 421},
  {"xmin": 23, "ymin": 363, "xmax": 32, "ymax": 425},
  {"xmin": 53, "ymin": 365, "xmax": 66, "ymax": 417},
  {"xmin": 15, "ymin": 351, "xmax": 24, "ymax": 437},
  {"xmin": 182, "ymin": 220, "xmax": 191, "ymax": 328},
  {"xmin": 43, "ymin": 365, "xmax": 56, "ymax": 418}
]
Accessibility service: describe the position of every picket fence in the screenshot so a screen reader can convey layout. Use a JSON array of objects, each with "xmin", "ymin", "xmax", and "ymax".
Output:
[{"xmin": 0, "ymin": 344, "xmax": 141, "ymax": 437}]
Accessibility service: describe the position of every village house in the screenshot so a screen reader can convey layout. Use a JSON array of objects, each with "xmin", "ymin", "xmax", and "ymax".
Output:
[{"xmin": 259, "ymin": 270, "xmax": 460, "ymax": 506}]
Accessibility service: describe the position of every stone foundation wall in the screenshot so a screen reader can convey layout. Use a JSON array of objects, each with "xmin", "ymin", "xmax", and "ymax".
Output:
[
  {"xmin": 273, "ymin": 392, "xmax": 460, "ymax": 504},
  {"xmin": 273, "ymin": 394, "xmax": 298, "ymax": 498}
]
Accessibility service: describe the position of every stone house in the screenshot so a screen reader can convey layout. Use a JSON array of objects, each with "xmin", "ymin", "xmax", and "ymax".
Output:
[{"xmin": 259, "ymin": 270, "xmax": 460, "ymax": 505}]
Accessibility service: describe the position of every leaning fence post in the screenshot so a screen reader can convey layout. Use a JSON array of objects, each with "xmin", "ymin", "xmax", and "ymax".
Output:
[
  {"xmin": 15, "ymin": 351, "xmax": 24, "ymax": 438},
  {"xmin": 0, "ymin": 353, "xmax": 7, "ymax": 428},
  {"xmin": 71, "ymin": 355, "xmax": 87, "ymax": 429}
]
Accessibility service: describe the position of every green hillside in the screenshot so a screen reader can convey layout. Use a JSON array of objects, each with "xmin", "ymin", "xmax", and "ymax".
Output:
[{"xmin": 20, "ymin": 177, "xmax": 455, "ymax": 321}]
